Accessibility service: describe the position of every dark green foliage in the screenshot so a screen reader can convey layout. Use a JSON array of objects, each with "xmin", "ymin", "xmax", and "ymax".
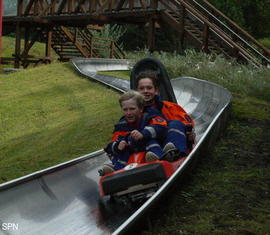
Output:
[
  {"xmin": 120, "ymin": 23, "xmax": 189, "ymax": 53},
  {"xmin": 119, "ymin": 25, "xmax": 147, "ymax": 51},
  {"xmin": 121, "ymin": 0, "xmax": 270, "ymax": 53},
  {"xmin": 259, "ymin": 38, "xmax": 270, "ymax": 49},
  {"xmin": 4, "ymin": 0, "xmax": 17, "ymax": 16},
  {"xmin": 208, "ymin": 0, "xmax": 270, "ymax": 38}
]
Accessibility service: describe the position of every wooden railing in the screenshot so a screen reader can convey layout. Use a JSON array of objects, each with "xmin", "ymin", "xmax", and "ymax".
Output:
[
  {"xmin": 52, "ymin": 26, "xmax": 125, "ymax": 60},
  {"xmin": 10, "ymin": 0, "xmax": 270, "ymax": 67},
  {"xmin": 155, "ymin": 0, "xmax": 269, "ymax": 66},
  {"xmin": 17, "ymin": 0, "xmax": 158, "ymax": 16},
  {"xmin": 77, "ymin": 28, "xmax": 125, "ymax": 59},
  {"xmin": 183, "ymin": 0, "xmax": 270, "ymax": 66}
]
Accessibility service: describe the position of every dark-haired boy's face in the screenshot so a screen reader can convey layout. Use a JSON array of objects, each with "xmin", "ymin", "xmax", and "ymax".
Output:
[{"xmin": 137, "ymin": 78, "xmax": 158, "ymax": 104}]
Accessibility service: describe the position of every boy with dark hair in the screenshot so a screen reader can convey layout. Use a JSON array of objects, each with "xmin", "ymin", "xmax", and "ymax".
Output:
[{"xmin": 136, "ymin": 70, "xmax": 195, "ymax": 161}]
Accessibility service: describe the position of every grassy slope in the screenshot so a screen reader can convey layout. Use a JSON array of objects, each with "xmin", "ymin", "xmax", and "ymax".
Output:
[
  {"xmin": 0, "ymin": 63, "xmax": 120, "ymax": 182},
  {"xmin": 1, "ymin": 48, "xmax": 270, "ymax": 234},
  {"xmin": 1, "ymin": 36, "xmax": 58, "ymax": 69}
]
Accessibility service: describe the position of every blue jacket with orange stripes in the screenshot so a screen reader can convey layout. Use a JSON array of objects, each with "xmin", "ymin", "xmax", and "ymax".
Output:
[
  {"xmin": 150, "ymin": 95, "xmax": 194, "ymax": 127},
  {"xmin": 104, "ymin": 107, "xmax": 167, "ymax": 155}
]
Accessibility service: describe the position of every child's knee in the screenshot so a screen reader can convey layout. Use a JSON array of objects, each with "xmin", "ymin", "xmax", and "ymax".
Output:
[
  {"xmin": 168, "ymin": 120, "xmax": 186, "ymax": 131},
  {"xmin": 145, "ymin": 141, "xmax": 163, "ymax": 157}
]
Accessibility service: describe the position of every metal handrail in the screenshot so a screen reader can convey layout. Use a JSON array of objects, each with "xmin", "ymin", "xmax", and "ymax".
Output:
[
  {"xmin": 185, "ymin": 0, "xmax": 270, "ymax": 63},
  {"xmin": 159, "ymin": 0, "xmax": 262, "ymax": 66},
  {"xmin": 76, "ymin": 28, "xmax": 125, "ymax": 59}
]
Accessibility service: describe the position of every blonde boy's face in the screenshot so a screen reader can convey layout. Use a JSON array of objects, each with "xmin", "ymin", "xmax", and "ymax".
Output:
[
  {"xmin": 121, "ymin": 98, "xmax": 143, "ymax": 123},
  {"xmin": 137, "ymin": 78, "xmax": 159, "ymax": 104}
]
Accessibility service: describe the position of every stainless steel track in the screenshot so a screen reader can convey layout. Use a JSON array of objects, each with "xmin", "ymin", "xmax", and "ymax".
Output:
[{"xmin": 0, "ymin": 58, "xmax": 232, "ymax": 235}]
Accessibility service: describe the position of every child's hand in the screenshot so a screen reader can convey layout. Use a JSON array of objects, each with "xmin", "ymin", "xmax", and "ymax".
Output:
[
  {"xmin": 130, "ymin": 130, "xmax": 143, "ymax": 141},
  {"xmin": 118, "ymin": 140, "xmax": 128, "ymax": 150}
]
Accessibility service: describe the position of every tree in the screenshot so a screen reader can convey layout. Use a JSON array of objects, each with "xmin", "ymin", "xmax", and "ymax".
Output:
[
  {"xmin": 208, "ymin": 0, "xmax": 270, "ymax": 38},
  {"xmin": 4, "ymin": 0, "xmax": 17, "ymax": 16}
]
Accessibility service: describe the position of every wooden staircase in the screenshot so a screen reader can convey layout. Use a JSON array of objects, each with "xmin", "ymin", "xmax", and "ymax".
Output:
[
  {"xmin": 50, "ymin": 26, "xmax": 125, "ymax": 62},
  {"xmin": 2, "ymin": 0, "xmax": 269, "ymax": 68},
  {"xmin": 161, "ymin": 10, "xmax": 232, "ymax": 56},
  {"xmin": 158, "ymin": 0, "xmax": 270, "ymax": 67}
]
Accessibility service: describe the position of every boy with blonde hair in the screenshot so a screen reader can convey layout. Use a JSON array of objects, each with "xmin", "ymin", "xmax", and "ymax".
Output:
[{"xmin": 100, "ymin": 90, "xmax": 167, "ymax": 175}]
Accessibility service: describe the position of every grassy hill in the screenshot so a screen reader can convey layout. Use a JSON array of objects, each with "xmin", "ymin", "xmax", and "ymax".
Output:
[
  {"xmin": 0, "ymin": 50, "xmax": 270, "ymax": 234},
  {"xmin": 0, "ymin": 62, "xmax": 121, "ymax": 181},
  {"xmin": 1, "ymin": 36, "xmax": 58, "ymax": 69}
]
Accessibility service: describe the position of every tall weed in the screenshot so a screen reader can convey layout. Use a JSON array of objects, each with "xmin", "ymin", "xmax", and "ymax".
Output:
[
  {"xmin": 88, "ymin": 24, "xmax": 126, "ymax": 58},
  {"xmin": 259, "ymin": 38, "xmax": 270, "ymax": 49}
]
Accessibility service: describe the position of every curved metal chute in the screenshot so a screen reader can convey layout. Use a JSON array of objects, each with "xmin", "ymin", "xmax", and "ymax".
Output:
[
  {"xmin": 0, "ymin": 58, "xmax": 231, "ymax": 235},
  {"xmin": 72, "ymin": 58, "xmax": 131, "ymax": 92}
]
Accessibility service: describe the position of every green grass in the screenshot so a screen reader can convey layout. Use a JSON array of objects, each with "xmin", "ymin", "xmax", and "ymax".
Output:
[
  {"xmin": 0, "ymin": 50, "xmax": 270, "ymax": 234},
  {"xmin": 97, "ymin": 70, "xmax": 131, "ymax": 79},
  {"xmin": 1, "ymin": 36, "xmax": 58, "ymax": 70},
  {"xmin": 1, "ymin": 36, "xmax": 58, "ymax": 60},
  {"xmin": 0, "ymin": 63, "xmax": 121, "ymax": 182},
  {"xmin": 259, "ymin": 38, "xmax": 270, "ymax": 49}
]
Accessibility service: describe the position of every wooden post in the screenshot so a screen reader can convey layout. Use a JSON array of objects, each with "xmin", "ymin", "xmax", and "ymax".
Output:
[
  {"xmin": 15, "ymin": 0, "xmax": 24, "ymax": 68},
  {"xmin": 178, "ymin": 5, "xmax": 185, "ymax": 53},
  {"xmin": 34, "ymin": 0, "xmax": 39, "ymax": 15},
  {"xmin": 22, "ymin": 26, "xmax": 29, "ymax": 65},
  {"xmin": 147, "ymin": 18, "xmax": 156, "ymax": 53},
  {"xmin": 108, "ymin": 0, "xmax": 115, "ymax": 10},
  {"xmin": 68, "ymin": 0, "xmax": 74, "ymax": 13},
  {"xmin": 74, "ymin": 28, "xmax": 78, "ymax": 43},
  {"xmin": 14, "ymin": 23, "xmax": 21, "ymax": 68},
  {"xmin": 89, "ymin": 38, "xmax": 93, "ymax": 57},
  {"xmin": 262, "ymin": 52, "xmax": 268, "ymax": 66},
  {"xmin": 231, "ymin": 34, "xmax": 239, "ymax": 59},
  {"xmin": 110, "ymin": 41, "xmax": 114, "ymax": 58},
  {"xmin": 0, "ymin": 0, "xmax": 2, "ymax": 66},
  {"xmin": 17, "ymin": 0, "xmax": 23, "ymax": 16},
  {"xmin": 150, "ymin": 0, "xmax": 158, "ymax": 9},
  {"xmin": 90, "ymin": 0, "xmax": 95, "ymax": 12},
  {"xmin": 51, "ymin": 0, "xmax": 57, "ymax": 14},
  {"xmin": 46, "ymin": 28, "xmax": 52, "ymax": 63},
  {"xmin": 202, "ymin": 24, "xmax": 209, "ymax": 53},
  {"xmin": 129, "ymin": 0, "xmax": 135, "ymax": 10},
  {"xmin": 24, "ymin": 27, "xmax": 29, "ymax": 52}
]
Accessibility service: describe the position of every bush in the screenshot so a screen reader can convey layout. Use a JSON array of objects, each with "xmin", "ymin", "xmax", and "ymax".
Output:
[
  {"xmin": 127, "ymin": 50, "xmax": 270, "ymax": 102},
  {"xmin": 259, "ymin": 38, "xmax": 270, "ymax": 50}
]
